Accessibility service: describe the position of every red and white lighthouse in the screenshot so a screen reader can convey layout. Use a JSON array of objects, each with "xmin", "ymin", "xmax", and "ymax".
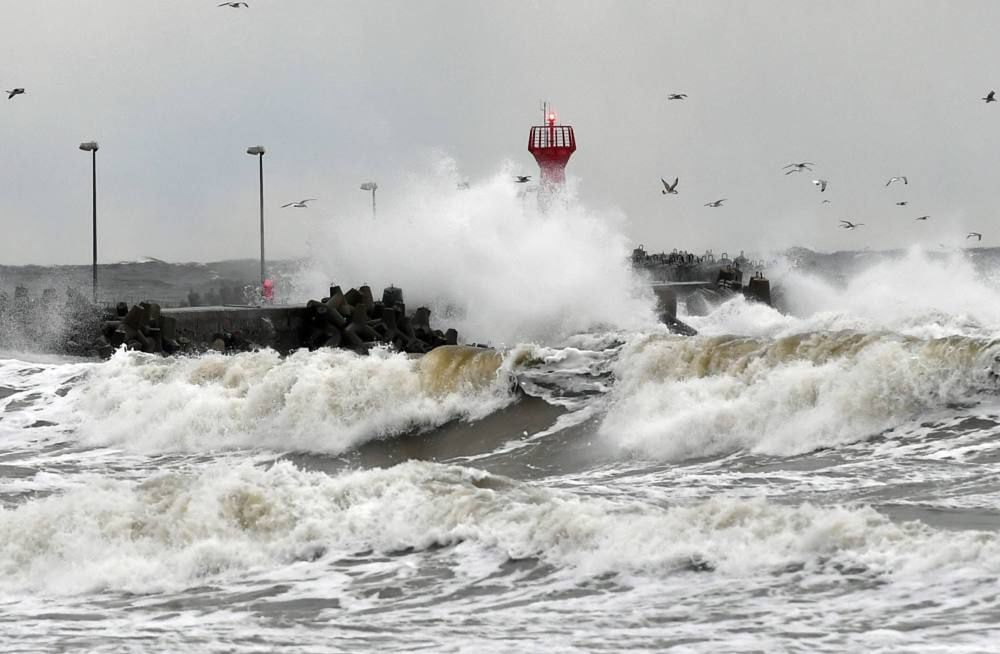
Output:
[{"xmin": 528, "ymin": 108, "xmax": 576, "ymax": 194}]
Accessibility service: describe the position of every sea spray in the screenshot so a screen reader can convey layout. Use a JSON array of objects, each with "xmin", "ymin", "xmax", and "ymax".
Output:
[{"xmin": 289, "ymin": 162, "xmax": 657, "ymax": 345}]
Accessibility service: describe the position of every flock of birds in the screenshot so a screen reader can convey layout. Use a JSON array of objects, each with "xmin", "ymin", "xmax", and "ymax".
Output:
[
  {"xmin": 661, "ymin": 91, "xmax": 994, "ymax": 244},
  {"xmin": 2, "ymin": 33, "xmax": 993, "ymax": 244}
]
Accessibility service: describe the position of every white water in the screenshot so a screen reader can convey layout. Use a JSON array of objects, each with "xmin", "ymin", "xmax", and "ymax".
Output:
[
  {"xmin": 6, "ymin": 226, "xmax": 1000, "ymax": 650},
  {"xmin": 696, "ymin": 247, "xmax": 1000, "ymax": 340},
  {"xmin": 290, "ymin": 162, "xmax": 657, "ymax": 346},
  {"xmin": 37, "ymin": 347, "xmax": 516, "ymax": 455},
  {"xmin": 3, "ymin": 459, "xmax": 999, "ymax": 596},
  {"xmin": 601, "ymin": 330, "xmax": 1000, "ymax": 461},
  {"xmin": 600, "ymin": 248, "xmax": 1000, "ymax": 461}
]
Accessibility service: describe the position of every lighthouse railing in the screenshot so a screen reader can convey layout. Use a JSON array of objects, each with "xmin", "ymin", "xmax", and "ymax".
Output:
[{"xmin": 529, "ymin": 125, "xmax": 575, "ymax": 150}]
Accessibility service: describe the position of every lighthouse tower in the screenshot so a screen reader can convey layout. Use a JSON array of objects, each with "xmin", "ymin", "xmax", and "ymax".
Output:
[{"xmin": 528, "ymin": 107, "xmax": 576, "ymax": 198}]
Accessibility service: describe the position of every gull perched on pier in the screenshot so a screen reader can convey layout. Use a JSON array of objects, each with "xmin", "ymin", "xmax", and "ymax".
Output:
[
  {"xmin": 704, "ymin": 199, "xmax": 726, "ymax": 207},
  {"xmin": 812, "ymin": 179, "xmax": 828, "ymax": 192},
  {"xmin": 661, "ymin": 177, "xmax": 679, "ymax": 195},
  {"xmin": 968, "ymin": 232, "xmax": 983, "ymax": 241},
  {"xmin": 667, "ymin": 93, "xmax": 687, "ymax": 100},
  {"xmin": 784, "ymin": 162, "xmax": 814, "ymax": 174},
  {"xmin": 840, "ymin": 220, "xmax": 864, "ymax": 230},
  {"xmin": 885, "ymin": 176, "xmax": 908, "ymax": 187},
  {"xmin": 281, "ymin": 198, "xmax": 316, "ymax": 208},
  {"xmin": 5, "ymin": 88, "xmax": 24, "ymax": 100},
  {"xmin": 984, "ymin": 91, "xmax": 996, "ymax": 103}
]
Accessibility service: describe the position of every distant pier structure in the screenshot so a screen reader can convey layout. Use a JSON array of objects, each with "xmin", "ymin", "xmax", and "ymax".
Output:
[{"xmin": 528, "ymin": 105, "xmax": 576, "ymax": 206}]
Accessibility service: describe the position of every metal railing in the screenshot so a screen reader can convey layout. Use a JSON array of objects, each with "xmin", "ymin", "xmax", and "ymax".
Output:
[{"xmin": 529, "ymin": 125, "xmax": 575, "ymax": 150}]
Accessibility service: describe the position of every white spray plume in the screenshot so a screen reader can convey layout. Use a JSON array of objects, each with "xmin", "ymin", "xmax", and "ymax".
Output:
[{"xmin": 290, "ymin": 158, "xmax": 657, "ymax": 346}]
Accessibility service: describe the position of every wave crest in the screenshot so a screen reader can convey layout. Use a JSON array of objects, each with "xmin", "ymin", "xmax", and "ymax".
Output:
[{"xmin": 601, "ymin": 331, "xmax": 1000, "ymax": 460}]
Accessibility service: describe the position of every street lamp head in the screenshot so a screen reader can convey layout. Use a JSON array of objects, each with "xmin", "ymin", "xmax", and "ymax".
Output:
[
  {"xmin": 79, "ymin": 141, "xmax": 99, "ymax": 152},
  {"xmin": 246, "ymin": 145, "xmax": 266, "ymax": 156},
  {"xmin": 360, "ymin": 182, "xmax": 377, "ymax": 191}
]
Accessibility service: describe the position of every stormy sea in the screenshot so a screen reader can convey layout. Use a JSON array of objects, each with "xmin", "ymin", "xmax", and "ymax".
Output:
[{"xmin": 4, "ymin": 186, "xmax": 1000, "ymax": 652}]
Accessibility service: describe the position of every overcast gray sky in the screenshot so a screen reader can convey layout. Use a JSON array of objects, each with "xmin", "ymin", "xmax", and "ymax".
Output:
[{"xmin": 3, "ymin": 0, "xmax": 1000, "ymax": 264}]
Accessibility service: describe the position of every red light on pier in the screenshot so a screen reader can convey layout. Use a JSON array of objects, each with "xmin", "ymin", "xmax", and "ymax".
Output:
[{"xmin": 528, "ymin": 109, "xmax": 576, "ymax": 189}]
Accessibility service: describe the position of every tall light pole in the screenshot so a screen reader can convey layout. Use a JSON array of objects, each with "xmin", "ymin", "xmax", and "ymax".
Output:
[
  {"xmin": 79, "ymin": 141, "xmax": 99, "ymax": 302},
  {"xmin": 246, "ymin": 145, "xmax": 266, "ymax": 290},
  {"xmin": 360, "ymin": 181, "xmax": 377, "ymax": 219}
]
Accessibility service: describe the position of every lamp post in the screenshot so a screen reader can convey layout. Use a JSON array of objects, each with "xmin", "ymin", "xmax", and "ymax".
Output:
[
  {"xmin": 246, "ymin": 145, "xmax": 266, "ymax": 291},
  {"xmin": 79, "ymin": 141, "xmax": 99, "ymax": 302},
  {"xmin": 360, "ymin": 181, "xmax": 377, "ymax": 219}
]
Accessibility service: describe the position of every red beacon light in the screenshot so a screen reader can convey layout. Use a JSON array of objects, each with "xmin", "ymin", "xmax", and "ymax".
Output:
[{"xmin": 528, "ymin": 105, "xmax": 576, "ymax": 189}]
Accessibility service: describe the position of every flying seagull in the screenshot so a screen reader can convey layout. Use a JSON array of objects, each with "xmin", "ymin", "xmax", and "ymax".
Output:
[
  {"xmin": 667, "ymin": 93, "xmax": 688, "ymax": 100},
  {"xmin": 840, "ymin": 220, "xmax": 864, "ymax": 230},
  {"xmin": 812, "ymin": 179, "xmax": 828, "ymax": 192},
  {"xmin": 514, "ymin": 175, "xmax": 531, "ymax": 183},
  {"xmin": 821, "ymin": 199, "xmax": 832, "ymax": 204},
  {"xmin": 915, "ymin": 215, "xmax": 929, "ymax": 221},
  {"xmin": 784, "ymin": 162, "xmax": 814, "ymax": 174},
  {"xmin": 704, "ymin": 199, "xmax": 726, "ymax": 207},
  {"xmin": 456, "ymin": 181, "xmax": 470, "ymax": 190},
  {"xmin": 895, "ymin": 201, "xmax": 909, "ymax": 206},
  {"xmin": 984, "ymin": 91, "xmax": 996, "ymax": 103},
  {"xmin": 661, "ymin": 177, "xmax": 679, "ymax": 195},
  {"xmin": 281, "ymin": 198, "xmax": 316, "ymax": 208},
  {"xmin": 885, "ymin": 176, "xmax": 908, "ymax": 187},
  {"xmin": 5, "ymin": 88, "xmax": 24, "ymax": 100},
  {"xmin": 968, "ymin": 232, "xmax": 983, "ymax": 241},
  {"xmin": 218, "ymin": 2, "xmax": 249, "ymax": 6}
]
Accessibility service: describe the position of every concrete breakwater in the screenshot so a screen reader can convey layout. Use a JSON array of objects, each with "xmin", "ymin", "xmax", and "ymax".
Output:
[
  {"xmin": 649, "ymin": 266, "xmax": 773, "ymax": 337},
  {"xmin": 0, "ymin": 284, "xmax": 460, "ymax": 358},
  {"xmin": 1, "ymin": 272, "xmax": 771, "ymax": 358}
]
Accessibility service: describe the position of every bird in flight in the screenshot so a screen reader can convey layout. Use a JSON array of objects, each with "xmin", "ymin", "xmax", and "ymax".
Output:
[
  {"xmin": 968, "ymin": 232, "xmax": 983, "ymax": 241},
  {"xmin": 812, "ymin": 179, "xmax": 828, "ymax": 192},
  {"xmin": 915, "ymin": 215, "xmax": 929, "ymax": 221},
  {"xmin": 514, "ymin": 175, "xmax": 531, "ymax": 183},
  {"xmin": 895, "ymin": 201, "xmax": 909, "ymax": 206},
  {"xmin": 5, "ymin": 88, "xmax": 24, "ymax": 100},
  {"xmin": 821, "ymin": 199, "xmax": 832, "ymax": 204},
  {"xmin": 456, "ymin": 181, "xmax": 470, "ymax": 190},
  {"xmin": 784, "ymin": 162, "xmax": 814, "ymax": 174},
  {"xmin": 984, "ymin": 91, "xmax": 996, "ymax": 103},
  {"xmin": 281, "ymin": 198, "xmax": 316, "ymax": 208},
  {"xmin": 885, "ymin": 176, "xmax": 908, "ymax": 187},
  {"xmin": 661, "ymin": 177, "xmax": 679, "ymax": 195},
  {"xmin": 840, "ymin": 220, "xmax": 864, "ymax": 230},
  {"xmin": 218, "ymin": 2, "xmax": 249, "ymax": 6},
  {"xmin": 667, "ymin": 93, "xmax": 688, "ymax": 100},
  {"xmin": 704, "ymin": 199, "xmax": 726, "ymax": 207}
]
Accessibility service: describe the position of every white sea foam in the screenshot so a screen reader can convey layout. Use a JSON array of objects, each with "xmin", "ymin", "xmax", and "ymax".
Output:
[
  {"xmin": 1, "ymin": 459, "xmax": 998, "ymax": 597},
  {"xmin": 56, "ymin": 347, "xmax": 515, "ymax": 454},
  {"xmin": 288, "ymin": 162, "xmax": 657, "ymax": 346},
  {"xmin": 0, "ymin": 357, "xmax": 92, "ymax": 443},
  {"xmin": 692, "ymin": 247, "xmax": 1000, "ymax": 340},
  {"xmin": 601, "ymin": 331, "xmax": 1000, "ymax": 460}
]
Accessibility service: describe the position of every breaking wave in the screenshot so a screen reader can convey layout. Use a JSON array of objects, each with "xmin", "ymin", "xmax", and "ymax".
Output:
[
  {"xmin": 56, "ymin": 346, "xmax": 516, "ymax": 454},
  {"xmin": 2, "ymin": 459, "xmax": 999, "ymax": 596},
  {"xmin": 601, "ymin": 331, "xmax": 1000, "ymax": 460},
  {"xmin": 289, "ymin": 162, "xmax": 657, "ymax": 346}
]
